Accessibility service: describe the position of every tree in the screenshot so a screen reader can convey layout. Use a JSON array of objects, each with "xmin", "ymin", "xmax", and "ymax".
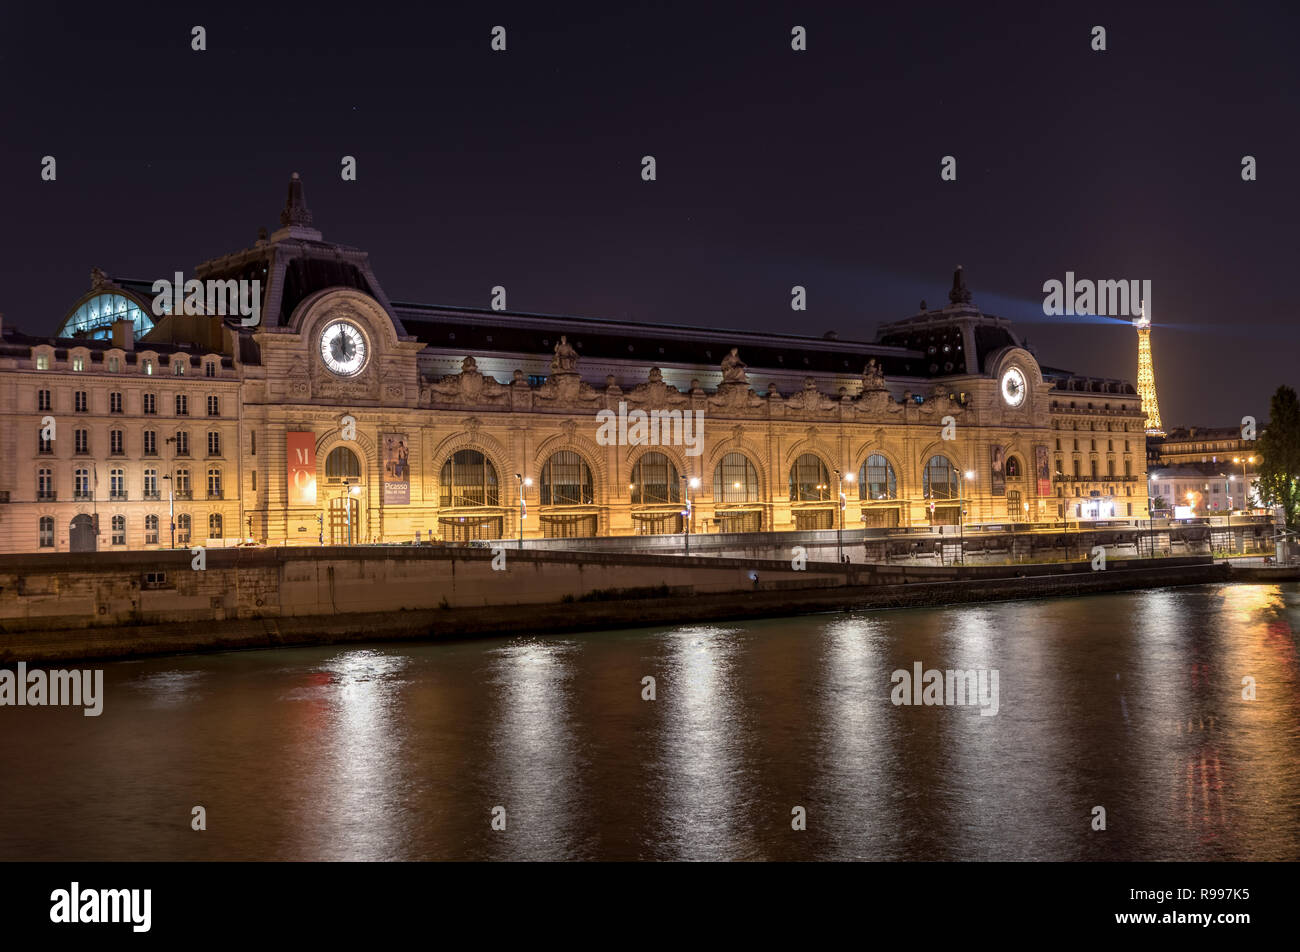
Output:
[
  {"xmin": 1151, "ymin": 495, "xmax": 1168, "ymax": 511},
  {"xmin": 1256, "ymin": 385, "xmax": 1300, "ymax": 530}
]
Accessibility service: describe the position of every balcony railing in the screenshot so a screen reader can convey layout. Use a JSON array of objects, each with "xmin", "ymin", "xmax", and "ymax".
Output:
[
  {"xmin": 207, "ymin": 491, "xmax": 224, "ymax": 500},
  {"xmin": 110, "ymin": 490, "xmax": 128, "ymax": 501},
  {"xmin": 73, "ymin": 490, "xmax": 93, "ymax": 500},
  {"xmin": 143, "ymin": 490, "xmax": 161, "ymax": 501},
  {"xmin": 37, "ymin": 490, "xmax": 57, "ymax": 501},
  {"xmin": 174, "ymin": 489, "xmax": 193, "ymax": 500}
]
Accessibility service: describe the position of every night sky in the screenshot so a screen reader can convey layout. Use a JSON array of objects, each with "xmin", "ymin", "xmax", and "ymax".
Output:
[{"xmin": 1, "ymin": 1, "xmax": 1296, "ymax": 425}]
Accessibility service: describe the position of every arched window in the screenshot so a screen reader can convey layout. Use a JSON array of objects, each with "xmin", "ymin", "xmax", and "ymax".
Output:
[
  {"xmin": 145, "ymin": 514, "xmax": 159, "ymax": 545},
  {"xmin": 111, "ymin": 514, "xmax": 126, "ymax": 545},
  {"xmin": 859, "ymin": 454, "xmax": 897, "ymax": 500},
  {"xmin": 177, "ymin": 513, "xmax": 192, "ymax": 544},
  {"xmin": 209, "ymin": 513, "xmax": 223, "ymax": 538},
  {"xmin": 789, "ymin": 453, "xmax": 831, "ymax": 502},
  {"xmin": 630, "ymin": 452, "xmax": 680, "ymax": 504},
  {"xmin": 923, "ymin": 455, "xmax": 959, "ymax": 499},
  {"xmin": 326, "ymin": 446, "xmax": 361, "ymax": 479},
  {"xmin": 39, "ymin": 516, "xmax": 54, "ymax": 548},
  {"xmin": 58, "ymin": 292, "xmax": 154, "ymax": 340},
  {"xmin": 440, "ymin": 449, "xmax": 499, "ymax": 507},
  {"xmin": 1005, "ymin": 456, "xmax": 1022, "ymax": 478},
  {"xmin": 714, "ymin": 453, "xmax": 759, "ymax": 503},
  {"xmin": 540, "ymin": 450, "xmax": 593, "ymax": 505}
]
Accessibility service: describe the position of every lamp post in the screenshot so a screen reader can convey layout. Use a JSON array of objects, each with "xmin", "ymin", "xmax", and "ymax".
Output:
[
  {"xmin": 835, "ymin": 469, "xmax": 844, "ymax": 564},
  {"xmin": 163, "ymin": 474, "xmax": 175, "ymax": 548},
  {"xmin": 515, "ymin": 473, "xmax": 531, "ymax": 549},
  {"xmin": 1233, "ymin": 455, "xmax": 1256, "ymax": 512},
  {"xmin": 341, "ymin": 478, "xmax": 361, "ymax": 545},
  {"xmin": 680, "ymin": 475, "xmax": 700, "ymax": 556},
  {"xmin": 960, "ymin": 470, "xmax": 975, "ymax": 565}
]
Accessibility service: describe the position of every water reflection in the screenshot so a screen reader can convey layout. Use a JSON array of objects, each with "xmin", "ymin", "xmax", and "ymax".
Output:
[{"xmin": 0, "ymin": 584, "xmax": 1296, "ymax": 861}]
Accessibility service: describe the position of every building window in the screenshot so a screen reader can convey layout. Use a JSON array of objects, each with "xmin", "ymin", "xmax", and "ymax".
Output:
[
  {"xmin": 143, "ymin": 359, "xmax": 154, "ymax": 375},
  {"xmin": 108, "ymin": 356, "xmax": 120, "ymax": 373},
  {"xmin": 205, "ymin": 362, "xmax": 216, "ymax": 378},
  {"xmin": 250, "ymin": 431, "xmax": 256, "ymax": 456},
  {"xmin": 39, "ymin": 516, "xmax": 55, "ymax": 547},
  {"xmin": 75, "ymin": 429, "xmax": 89, "ymax": 454},
  {"xmin": 326, "ymin": 446, "xmax": 362, "ymax": 479},
  {"xmin": 175, "ymin": 468, "xmax": 191, "ymax": 498},
  {"xmin": 177, "ymin": 513, "xmax": 191, "ymax": 544},
  {"xmin": 1091, "ymin": 460, "xmax": 1099, "ymax": 479},
  {"xmin": 144, "ymin": 468, "xmax": 158, "ymax": 499},
  {"xmin": 72, "ymin": 355, "xmax": 85, "ymax": 372},
  {"xmin": 1005, "ymin": 456, "xmax": 1022, "ymax": 478},
  {"xmin": 207, "ymin": 468, "xmax": 222, "ymax": 499},
  {"xmin": 1127, "ymin": 503, "xmax": 1133, "ymax": 517},
  {"xmin": 110, "ymin": 392, "xmax": 123, "ymax": 413},
  {"xmin": 859, "ymin": 453, "xmax": 897, "ymax": 501},
  {"xmin": 111, "ymin": 515, "xmax": 126, "ymax": 545},
  {"xmin": 1055, "ymin": 438, "xmax": 1061, "ymax": 451},
  {"xmin": 75, "ymin": 391, "xmax": 88, "ymax": 412},
  {"xmin": 922, "ymin": 455, "xmax": 959, "ymax": 500},
  {"xmin": 789, "ymin": 453, "xmax": 831, "ymax": 502},
  {"xmin": 209, "ymin": 513, "xmax": 223, "ymax": 538},
  {"xmin": 1124, "ymin": 459, "xmax": 1132, "ymax": 477},
  {"xmin": 38, "ymin": 468, "xmax": 54, "ymax": 500},
  {"xmin": 208, "ymin": 431, "xmax": 221, "ymax": 457},
  {"xmin": 714, "ymin": 452, "xmax": 760, "ymax": 503},
  {"xmin": 144, "ymin": 393, "xmax": 156, "ymax": 414},
  {"xmin": 541, "ymin": 450, "xmax": 595, "ymax": 505},
  {"xmin": 207, "ymin": 395, "xmax": 219, "ymax": 416},
  {"xmin": 629, "ymin": 451, "xmax": 680, "ymax": 505},
  {"xmin": 110, "ymin": 468, "xmax": 126, "ymax": 499},
  {"xmin": 173, "ymin": 359, "xmax": 185, "ymax": 376},
  {"xmin": 74, "ymin": 468, "xmax": 91, "ymax": 499},
  {"xmin": 144, "ymin": 430, "xmax": 157, "ymax": 455},
  {"xmin": 110, "ymin": 430, "xmax": 124, "ymax": 455},
  {"xmin": 251, "ymin": 470, "xmax": 256, "ymax": 492},
  {"xmin": 39, "ymin": 435, "xmax": 53, "ymax": 455},
  {"xmin": 37, "ymin": 389, "xmax": 51, "ymax": 411},
  {"xmin": 439, "ymin": 449, "xmax": 499, "ymax": 507},
  {"xmin": 175, "ymin": 431, "xmax": 189, "ymax": 456},
  {"xmin": 145, "ymin": 514, "xmax": 159, "ymax": 545},
  {"xmin": 36, "ymin": 353, "xmax": 50, "ymax": 370},
  {"xmin": 1107, "ymin": 459, "xmax": 1115, "ymax": 477},
  {"xmin": 175, "ymin": 394, "xmax": 188, "ymax": 416}
]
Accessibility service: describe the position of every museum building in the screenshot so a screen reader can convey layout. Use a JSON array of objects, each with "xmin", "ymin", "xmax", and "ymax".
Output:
[{"xmin": 0, "ymin": 175, "xmax": 1150, "ymax": 553}]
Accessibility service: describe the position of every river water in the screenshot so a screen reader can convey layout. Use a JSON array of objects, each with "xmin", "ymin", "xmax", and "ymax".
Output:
[{"xmin": 2, "ymin": 583, "xmax": 1297, "ymax": 861}]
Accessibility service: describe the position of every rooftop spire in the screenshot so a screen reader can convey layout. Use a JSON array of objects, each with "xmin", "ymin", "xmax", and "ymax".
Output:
[
  {"xmin": 271, "ymin": 171, "xmax": 323, "ymax": 242},
  {"xmin": 948, "ymin": 264, "xmax": 972, "ymax": 305},
  {"xmin": 280, "ymin": 171, "xmax": 314, "ymax": 227}
]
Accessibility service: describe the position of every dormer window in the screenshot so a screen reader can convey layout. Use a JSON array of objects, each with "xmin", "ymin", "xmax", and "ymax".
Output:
[
  {"xmin": 71, "ymin": 355, "xmax": 85, "ymax": 371},
  {"xmin": 173, "ymin": 360, "xmax": 185, "ymax": 376},
  {"xmin": 143, "ymin": 359, "xmax": 155, "ymax": 375},
  {"xmin": 36, "ymin": 353, "xmax": 50, "ymax": 370}
]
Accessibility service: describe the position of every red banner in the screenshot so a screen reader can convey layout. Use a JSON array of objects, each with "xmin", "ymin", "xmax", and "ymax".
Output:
[{"xmin": 287, "ymin": 431, "xmax": 317, "ymax": 505}]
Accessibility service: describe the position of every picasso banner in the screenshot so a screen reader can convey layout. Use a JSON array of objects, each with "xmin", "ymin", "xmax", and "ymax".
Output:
[
  {"xmin": 287, "ymin": 431, "xmax": 317, "ymax": 505},
  {"xmin": 382, "ymin": 433, "xmax": 410, "ymax": 505}
]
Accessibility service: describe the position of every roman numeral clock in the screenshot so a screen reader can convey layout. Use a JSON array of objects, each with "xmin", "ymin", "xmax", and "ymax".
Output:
[{"xmin": 320, "ymin": 320, "xmax": 368, "ymax": 377}]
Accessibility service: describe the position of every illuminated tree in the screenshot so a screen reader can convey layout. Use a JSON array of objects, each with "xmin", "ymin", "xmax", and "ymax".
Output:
[{"xmin": 1256, "ymin": 386, "xmax": 1300, "ymax": 530}]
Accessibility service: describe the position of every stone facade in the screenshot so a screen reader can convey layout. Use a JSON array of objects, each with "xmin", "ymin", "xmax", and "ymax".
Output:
[{"xmin": 0, "ymin": 176, "xmax": 1149, "ymax": 553}]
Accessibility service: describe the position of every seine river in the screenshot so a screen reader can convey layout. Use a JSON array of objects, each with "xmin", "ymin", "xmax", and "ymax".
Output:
[{"xmin": 3, "ymin": 583, "xmax": 1298, "ymax": 861}]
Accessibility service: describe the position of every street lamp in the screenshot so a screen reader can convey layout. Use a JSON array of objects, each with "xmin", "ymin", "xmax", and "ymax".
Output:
[
  {"xmin": 162, "ymin": 474, "xmax": 175, "ymax": 548},
  {"xmin": 341, "ymin": 478, "xmax": 361, "ymax": 544},
  {"xmin": 515, "ymin": 473, "xmax": 531, "ymax": 549},
  {"xmin": 680, "ymin": 475, "xmax": 699, "ymax": 556},
  {"xmin": 835, "ymin": 469, "xmax": 846, "ymax": 564},
  {"xmin": 1233, "ymin": 456, "xmax": 1256, "ymax": 511}
]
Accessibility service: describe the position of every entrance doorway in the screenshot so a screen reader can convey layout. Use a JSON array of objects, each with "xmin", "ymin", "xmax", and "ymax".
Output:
[{"xmin": 69, "ymin": 514, "xmax": 97, "ymax": 552}]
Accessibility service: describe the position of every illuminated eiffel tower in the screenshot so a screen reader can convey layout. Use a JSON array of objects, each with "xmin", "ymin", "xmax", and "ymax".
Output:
[{"xmin": 1134, "ymin": 301, "xmax": 1164, "ymax": 436}]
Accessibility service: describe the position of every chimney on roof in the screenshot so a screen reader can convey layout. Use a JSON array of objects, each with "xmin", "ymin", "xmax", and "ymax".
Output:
[{"xmin": 111, "ymin": 317, "xmax": 134, "ymax": 351}]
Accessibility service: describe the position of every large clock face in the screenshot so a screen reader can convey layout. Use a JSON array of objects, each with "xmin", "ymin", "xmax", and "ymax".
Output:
[
  {"xmin": 320, "ymin": 321, "xmax": 367, "ymax": 377},
  {"xmin": 1001, "ymin": 367, "xmax": 1027, "ymax": 407}
]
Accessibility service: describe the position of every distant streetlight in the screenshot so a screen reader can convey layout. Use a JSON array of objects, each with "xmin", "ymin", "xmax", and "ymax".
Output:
[{"xmin": 680, "ymin": 475, "xmax": 699, "ymax": 556}]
